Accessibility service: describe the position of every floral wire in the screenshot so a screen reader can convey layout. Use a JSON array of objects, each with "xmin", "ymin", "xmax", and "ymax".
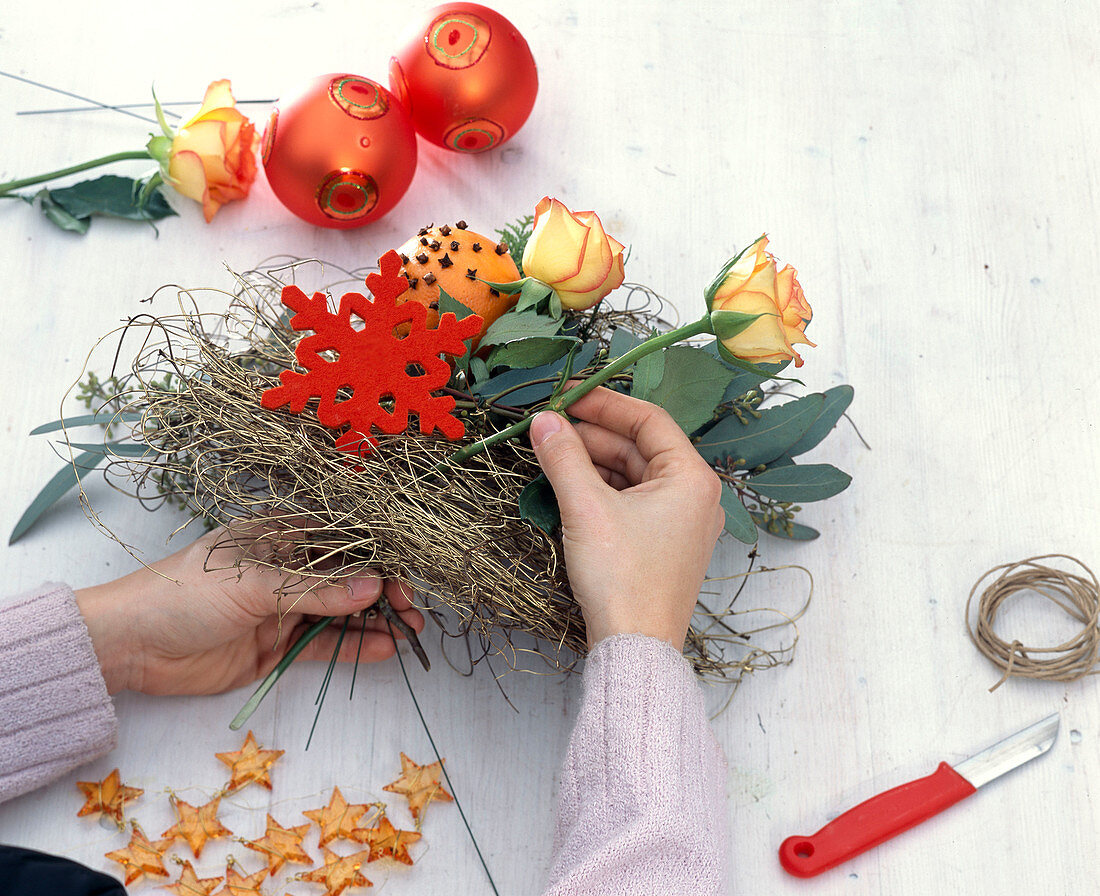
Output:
[
  {"xmin": 306, "ymin": 615, "xmax": 351, "ymax": 750},
  {"xmin": 385, "ymin": 618, "xmax": 500, "ymax": 896}
]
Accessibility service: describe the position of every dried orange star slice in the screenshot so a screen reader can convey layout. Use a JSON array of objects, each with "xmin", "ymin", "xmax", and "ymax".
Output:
[
  {"xmin": 161, "ymin": 859, "xmax": 221, "ymax": 896},
  {"xmin": 297, "ymin": 846, "xmax": 372, "ymax": 896},
  {"xmin": 241, "ymin": 813, "xmax": 313, "ymax": 875},
  {"xmin": 161, "ymin": 794, "xmax": 233, "ymax": 858},
  {"xmin": 382, "ymin": 753, "xmax": 454, "ymax": 823},
  {"xmin": 215, "ymin": 730, "xmax": 285, "ymax": 792},
  {"xmin": 303, "ymin": 786, "xmax": 374, "ymax": 847},
  {"xmin": 103, "ymin": 823, "xmax": 172, "ymax": 886},
  {"xmin": 219, "ymin": 860, "xmax": 269, "ymax": 895},
  {"xmin": 76, "ymin": 768, "xmax": 143, "ymax": 827},
  {"xmin": 352, "ymin": 813, "xmax": 421, "ymax": 865}
]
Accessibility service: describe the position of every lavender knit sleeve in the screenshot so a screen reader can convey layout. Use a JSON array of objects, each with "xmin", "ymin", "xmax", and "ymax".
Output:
[
  {"xmin": 0, "ymin": 583, "xmax": 117, "ymax": 804},
  {"xmin": 543, "ymin": 633, "xmax": 729, "ymax": 895}
]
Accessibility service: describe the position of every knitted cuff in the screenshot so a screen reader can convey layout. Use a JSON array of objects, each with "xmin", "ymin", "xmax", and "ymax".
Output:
[{"xmin": 0, "ymin": 583, "xmax": 117, "ymax": 804}]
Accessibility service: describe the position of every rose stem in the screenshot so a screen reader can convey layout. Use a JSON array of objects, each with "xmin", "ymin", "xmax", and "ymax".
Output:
[
  {"xmin": 0, "ymin": 150, "xmax": 151, "ymax": 194},
  {"xmin": 442, "ymin": 313, "xmax": 713, "ymax": 468}
]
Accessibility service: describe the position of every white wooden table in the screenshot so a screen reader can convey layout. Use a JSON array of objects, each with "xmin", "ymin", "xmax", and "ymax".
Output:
[{"xmin": 2, "ymin": 1, "xmax": 1098, "ymax": 893}]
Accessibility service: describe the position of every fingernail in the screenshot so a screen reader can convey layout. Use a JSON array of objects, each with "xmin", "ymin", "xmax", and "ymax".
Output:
[
  {"xmin": 345, "ymin": 577, "xmax": 382, "ymax": 603},
  {"xmin": 530, "ymin": 411, "xmax": 563, "ymax": 447}
]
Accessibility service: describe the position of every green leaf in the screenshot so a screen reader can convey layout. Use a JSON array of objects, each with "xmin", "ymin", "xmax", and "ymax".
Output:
[
  {"xmin": 699, "ymin": 340, "xmax": 789, "ymax": 400},
  {"xmin": 437, "ymin": 286, "xmax": 477, "ymax": 320},
  {"xmin": 630, "ymin": 347, "xmax": 665, "ymax": 400},
  {"xmin": 608, "ymin": 327, "xmax": 645, "ymax": 360},
  {"xmin": 438, "ymin": 288, "xmax": 479, "ymax": 378},
  {"xmin": 709, "ymin": 308, "xmax": 767, "ymax": 342},
  {"xmin": 696, "ymin": 394, "xmax": 825, "ymax": 469},
  {"xmin": 640, "ymin": 346, "xmax": 736, "ymax": 434},
  {"xmin": 720, "ymin": 487, "xmax": 758, "ymax": 543},
  {"xmin": 480, "ymin": 310, "xmax": 563, "ymax": 347},
  {"xmin": 66, "ymin": 440, "xmax": 157, "ymax": 458},
  {"xmin": 786, "ymin": 385, "xmax": 854, "ymax": 457},
  {"xmin": 36, "ymin": 189, "xmax": 90, "ymax": 233},
  {"xmin": 49, "ymin": 175, "xmax": 177, "ymax": 222},
  {"xmin": 487, "ymin": 336, "xmax": 578, "ymax": 371},
  {"xmin": 518, "ymin": 473, "xmax": 560, "ymax": 535},
  {"xmin": 469, "ymin": 357, "xmax": 490, "ymax": 384},
  {"xmin": 30, "ymin": 412, "xmax": 142, "ymax": 435},
  {"xmin": 474, "ymin": 342, "xmax": 599, "ymax": 406},
  {"xmin": 746, "ymin": 463, "xmax": 852, "ymax": 503},
  {"xmin": 750, "ymin": 512, "xmax": 820, "ymax": 540},
  {"xmin": 9, "ymin": 450, "xmax": 104, "ymax": 544}
]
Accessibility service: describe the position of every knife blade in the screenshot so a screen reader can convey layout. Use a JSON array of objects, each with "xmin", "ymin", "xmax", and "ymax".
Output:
[{"xmin": 778, "ymin": 712, "xmax": 1059, "ymax": 878}]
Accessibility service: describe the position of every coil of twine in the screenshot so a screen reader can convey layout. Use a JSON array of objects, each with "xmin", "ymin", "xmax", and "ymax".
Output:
[{"xmin": 966, "ymin": 554, "xmax": 1100, "ymax": 692}]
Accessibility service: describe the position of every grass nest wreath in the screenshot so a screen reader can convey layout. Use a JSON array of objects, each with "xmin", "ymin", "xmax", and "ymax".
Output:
[{"xmin": 21, "ymin": 207, "xmax": 848, "ymax": 714}]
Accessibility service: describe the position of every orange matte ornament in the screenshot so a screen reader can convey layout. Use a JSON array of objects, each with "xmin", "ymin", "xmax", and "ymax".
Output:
[
  {"xmin": 261, "ymin": 73, "xmax": 417, "ymax": 228},
  {"xmin": 389, "ymin": 3, "xmax": 538, "ymax": 153}
]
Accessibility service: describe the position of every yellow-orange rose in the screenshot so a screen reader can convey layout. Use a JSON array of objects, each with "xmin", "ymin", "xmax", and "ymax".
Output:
[
  {"xmin": 521, "ymin": 197, "xmax": 626, "ymax": 310},
  {"xmin": 710, "ymin": 237, "xmax": 815, "ymax": 367},
  {"xmin": 167, "ymin": 80, "xmax": 259, "ymax": 222}
]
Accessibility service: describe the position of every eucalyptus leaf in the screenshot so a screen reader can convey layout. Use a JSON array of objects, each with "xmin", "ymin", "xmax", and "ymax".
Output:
[
  {"xmin": 518, "ymin": 473, "xmax": 561, "ymax": 535},
  {"xmin": 786, "ymin": 385, "xmax": 855, "ymax": 457},
  {"xmin": 9, "ymin": 450, "xmax": 104, "ymax": 544},
  {"xmin": 630, "ymin": 349, "xmax": 665, "ymax": 400},
  {"xmin": 750, "ymin": 512, "xmax": 820, "ymax": 541},
  {"xmin": 699, "ymin": 340, "xmax": 788, "ymax": 400},
  {"xmin": 720, "ymin": 487, "xmax": 758, "ymax": 544},
  {"xmin": 608, "ymin": 327, "xmax": 645, "ymax": 360},
  {"xmin": 474, "ymin": 342, "xmax": 599, "ymax": 406},
  {"xmin": 480, "ymin": 310, "xmax": 563, "ymax": 347},
  {"xmin": 487, "ymin": 336, "xmax": 578, "ymax": 370},
  {"xmin": 469, "ymin": 357, "xmax": 491, "ymax": 384},
  {"xmin": 30, "ymin": 412, "xmax": 142, "ymax": 435},
  {"xmin": 66, "ymin": 440, "xmax": 158, "ymax": 458},
  {"xmin": 695, "ymin": 394, "xmax": 825, "ymax": 469},
  {"xmin": 746, "ymin": 463, "xmax": 852, "ymax": 503},
  {"xmin": 640, "ymin": 346, "xmax": 735, "ymax": 434}
]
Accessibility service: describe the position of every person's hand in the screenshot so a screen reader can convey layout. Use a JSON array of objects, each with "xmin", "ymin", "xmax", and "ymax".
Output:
[
  {"xmin": 528, "ymin": 387, "xmax": 725, "ymax": 650},
  {"xmin": 74, "ymin": 529, "xmax": 423, "ymax": 696}
]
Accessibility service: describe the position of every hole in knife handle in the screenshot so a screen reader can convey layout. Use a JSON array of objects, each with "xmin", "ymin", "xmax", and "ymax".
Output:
[{"xmin": 793, "ymin": 840, "xmax": 814, "ymax": 859}]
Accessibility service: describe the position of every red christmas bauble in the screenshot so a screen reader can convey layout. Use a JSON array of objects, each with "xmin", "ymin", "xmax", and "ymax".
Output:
[
  {"xmin": 389, "ymin": 3, "xmax": 537, "ymax": 153},
  {"xmin": 261, "ymin": 73, "xmax": 418, "ymax": 228}
]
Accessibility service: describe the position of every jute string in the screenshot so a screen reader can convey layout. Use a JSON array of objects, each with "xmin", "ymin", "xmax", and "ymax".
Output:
[{"xmin": 966, "ymin": 554, "xmax": 1100, "ymax": 691}]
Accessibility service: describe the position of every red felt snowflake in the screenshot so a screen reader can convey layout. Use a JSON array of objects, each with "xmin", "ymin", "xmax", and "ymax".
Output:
[{"xmin": 261, "ymin": 250, "xmax": 483, "ymax": 452}]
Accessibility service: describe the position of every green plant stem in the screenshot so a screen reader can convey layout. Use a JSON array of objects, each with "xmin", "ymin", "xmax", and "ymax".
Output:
[
  {"xmin": 230, "ymin": 616, "xmax": 334, "ymax": 730},
  {"xmin": 0, "ymin": 150, "xmax": 151, "ymax": 194},
  {"xmin": 443, "ymin": 313, "xmax": 714, "ymax": 467}
]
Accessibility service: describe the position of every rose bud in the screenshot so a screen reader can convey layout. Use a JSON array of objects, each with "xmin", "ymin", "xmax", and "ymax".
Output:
[
  {"xmin": 707, "ymin": 236, "xmax": 815, "ymax": 367},
  {"xmin": 521, "ymin": 196, "xmax": 625, "ymax": 310},
  {"xmin": 156, "ymin": 80, "xmax": 259, "ymax": 222}
]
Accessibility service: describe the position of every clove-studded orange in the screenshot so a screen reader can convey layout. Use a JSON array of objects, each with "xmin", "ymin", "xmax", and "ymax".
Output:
[{"xmin": 396, "ymin": 221, "xmax": 520, "ymax": 347}]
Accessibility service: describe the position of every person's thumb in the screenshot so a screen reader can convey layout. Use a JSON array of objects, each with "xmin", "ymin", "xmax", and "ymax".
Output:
[{"xmin": 529, "ymin": 411, "xmax": 606, "ymax": 515}]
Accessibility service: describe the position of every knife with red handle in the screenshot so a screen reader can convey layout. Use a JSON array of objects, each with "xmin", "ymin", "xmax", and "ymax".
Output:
[{"xmin": 779, "ymin": 713, "xmax": 1059, "ymax": 878}]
